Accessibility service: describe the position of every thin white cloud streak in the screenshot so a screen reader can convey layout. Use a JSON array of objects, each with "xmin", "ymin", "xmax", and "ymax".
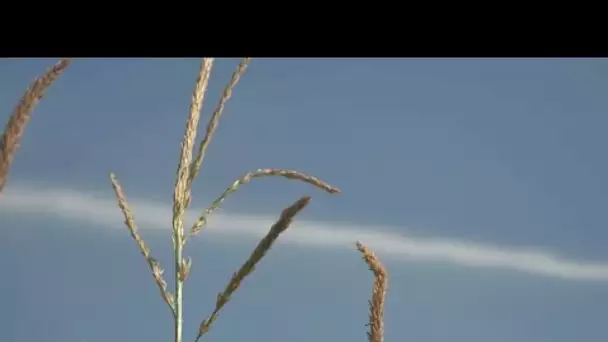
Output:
[{"xmin": 3, "ymin": 185, "xmax": 608, "ymax": 282}]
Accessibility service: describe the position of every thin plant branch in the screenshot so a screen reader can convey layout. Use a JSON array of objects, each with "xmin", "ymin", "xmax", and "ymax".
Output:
[
  {"xmin": 187, "ymin": 168, "xmax": 341, "ymax": 240},
  {"xmin": 171, "ymin": 58, "xmax": 214, "ymax": 342},
  {"xmin": 195, "ymin": 196, "xmax": 312, "ymax": 341},
  {"xmin": 109, "ymin": 172, "xmax": 176, "ymax": 316},
  {"xmin": 0, "ymin": 59, "xmax": 71, "ymax": 194},
  {"xmin": 356, "ymin": 241, "xmax": 388, "ymax": 342},
  {"xmin": 188, "ymin": 58, "xmax": 251, "ymax": 188}
]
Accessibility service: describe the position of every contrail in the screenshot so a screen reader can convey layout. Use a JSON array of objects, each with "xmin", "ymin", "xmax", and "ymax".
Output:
[{"xmin": 3, "ymin": 185, "xmax": 608, "ymax": 281}]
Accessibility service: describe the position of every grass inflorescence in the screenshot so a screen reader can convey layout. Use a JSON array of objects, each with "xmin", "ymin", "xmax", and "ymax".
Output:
[
  {"xmin": 0, "ymin": 59, "xmax": 71, "ymax": 194},
  {"xmin": 1, "ymin": 58, "xmax": 389, "ymax": 342}
]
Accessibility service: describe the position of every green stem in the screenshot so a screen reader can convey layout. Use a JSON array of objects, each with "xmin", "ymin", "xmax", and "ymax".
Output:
[{"xmin": 174, "ymin": 230, "xmax": 184, "ymax": 342}]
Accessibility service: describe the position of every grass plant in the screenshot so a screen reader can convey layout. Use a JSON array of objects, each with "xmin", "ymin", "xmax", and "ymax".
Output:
[{"xmin": 0, "ymin": 58, "xmax": 389, "ymax": 342}]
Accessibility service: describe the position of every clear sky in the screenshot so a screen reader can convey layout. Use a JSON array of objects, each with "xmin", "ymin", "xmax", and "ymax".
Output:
[{"xmin": 2, "ymin": 58, "xmax": 608, "ymax": 342}]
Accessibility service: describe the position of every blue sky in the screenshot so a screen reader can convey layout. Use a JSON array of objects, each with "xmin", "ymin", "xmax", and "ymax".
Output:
[{"xmin": 1, "ymin": 58, "xmax": 608, "ymax": 342}]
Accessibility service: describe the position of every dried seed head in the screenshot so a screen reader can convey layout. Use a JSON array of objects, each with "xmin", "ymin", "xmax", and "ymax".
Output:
[{"xmin": 179, "ymin": 257, "xmax": 192, "ymax": 282}]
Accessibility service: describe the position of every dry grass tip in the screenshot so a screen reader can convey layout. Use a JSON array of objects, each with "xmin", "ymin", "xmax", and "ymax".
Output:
[
  {"xmin": 356, "ymin": 241, "xmax": 388, "ymax": 342},
  {"xmin": 195, "ymin": 196, "xmax": 311, "ymax": 341},
  {"xmin": 110, "ymin": 172, "xmax": 176, "ymax": 316},
  {"xmin": 0, "ymin": 59, "xmax": 71, "ymax": 194},
  {"xmin": 188, "ymin": 168, "xmax": 340, "ymax": 239}
]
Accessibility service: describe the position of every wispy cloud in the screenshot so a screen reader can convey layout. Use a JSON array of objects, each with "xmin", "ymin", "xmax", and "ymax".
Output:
[{"xmin": 3, "ymin": 185, "xmax": 608, "ymax": 282}]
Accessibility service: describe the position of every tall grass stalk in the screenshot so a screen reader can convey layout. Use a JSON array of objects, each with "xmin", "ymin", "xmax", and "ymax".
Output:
[
  {"xmin": 109, "ymin": 58, "xmax": 343, "ymax": 342},
  {"xmin": 2, "ymin": 58, "xmax": 389, "ymax": 342}
]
